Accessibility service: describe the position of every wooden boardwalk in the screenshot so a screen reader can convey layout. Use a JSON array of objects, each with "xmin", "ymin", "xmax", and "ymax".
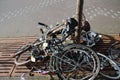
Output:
[{"xmin": 0, "ymin": 34, "xmax": 119, "ymax": 77}]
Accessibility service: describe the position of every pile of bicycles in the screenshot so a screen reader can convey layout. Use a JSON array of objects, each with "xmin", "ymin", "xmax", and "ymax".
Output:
[{"xmin": 13, "ymin": 19, "xmax": 120, "ymax": 80}]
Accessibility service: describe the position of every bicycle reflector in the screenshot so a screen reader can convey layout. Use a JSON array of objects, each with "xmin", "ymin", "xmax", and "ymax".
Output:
[{"xmin": 42, "ymin": 42, "xmax": 48, "ymax": 49}]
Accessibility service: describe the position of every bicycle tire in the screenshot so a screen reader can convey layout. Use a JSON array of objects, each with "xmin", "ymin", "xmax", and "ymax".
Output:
[
  {"xmin": 55, "ymin": 44, "xmax": 100, "ymax": 80},
  {"xmin": 14, "ymin": 44, "xmax": 31, "ymax": 65},
  {"xmin": 97, "ymin": 52, "xmax": 120, "ymax": 79},
  {"xmin": 16, "ymin": 44, "xmax": 31, "ymax": 55}
]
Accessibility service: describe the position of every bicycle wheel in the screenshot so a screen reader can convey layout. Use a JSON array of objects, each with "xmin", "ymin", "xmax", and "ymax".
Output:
[
  {"xmin": 108, "ymin": 42, "xmax": 120, "ymax": 66},
  {"xmin": 55, "ymin": 44, "xmax": 100, "ymax": 80},
  {"xmin": 97, "ymin": 52, "xmax": 120, "ymax": 79},
  {"xmin": 14, "ymin": 44, "xmax": 31, "ymax": 65}
]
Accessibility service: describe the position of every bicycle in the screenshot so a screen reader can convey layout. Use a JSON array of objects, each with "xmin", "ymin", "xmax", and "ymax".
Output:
[
  {"xmin": 82, "ymin": 31, "xmax": 120, "ymax": 79},
  {"xmin": 13, "ymin": 18, "xmax": 100, "ymax": 80}
]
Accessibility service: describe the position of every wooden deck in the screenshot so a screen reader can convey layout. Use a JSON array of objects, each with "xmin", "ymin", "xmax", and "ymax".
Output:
[{"xmin": 0, "ymin": 34, "xmax": 119, "ymax": 77}]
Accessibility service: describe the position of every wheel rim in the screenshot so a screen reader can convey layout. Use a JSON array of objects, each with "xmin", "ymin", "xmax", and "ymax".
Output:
[{"xmin": 56, "ymin": 44, "xmax": 100, "ymax": 80}]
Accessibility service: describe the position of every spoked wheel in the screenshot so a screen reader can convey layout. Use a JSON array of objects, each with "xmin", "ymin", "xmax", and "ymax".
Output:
[
  {"xmin": 55, "ymin": 44, "xmax": 100, "ymax": 80},
  {"xmin": 14, "ymin": 44, "xmax": 31, "ymax": 65},
  {"xmin": 97, "ymin": 53, "xmax": 120, "ymax": 79},
  {"xmin": 97, "ymin": 52, "xmax": 120, "ymax": 79},
  {"xmin": 108, "ymin": 42, "xmax": 120, "ymax": 66}
]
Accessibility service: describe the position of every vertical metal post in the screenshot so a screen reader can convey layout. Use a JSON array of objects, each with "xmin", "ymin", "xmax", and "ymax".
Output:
[{"xmin": 76, "ymin": 0, "xmax": 84, "ymax": 43}]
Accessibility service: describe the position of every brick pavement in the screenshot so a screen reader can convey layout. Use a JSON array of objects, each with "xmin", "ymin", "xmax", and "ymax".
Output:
[{"xmin": 0, "ymin": 0, "xmax": 120, "ymax": 37}]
